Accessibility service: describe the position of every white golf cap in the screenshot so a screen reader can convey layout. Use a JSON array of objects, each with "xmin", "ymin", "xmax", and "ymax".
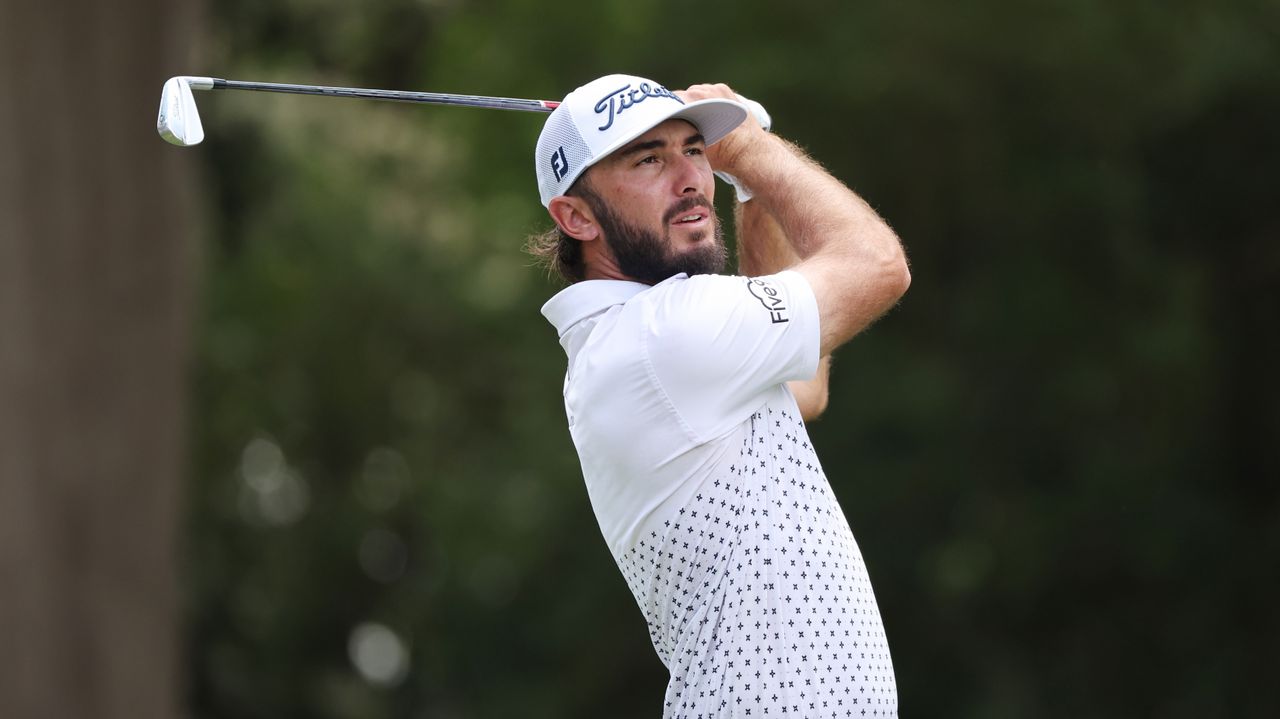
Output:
[{"xmin": 535, "ymin": 74, "xmax": 748, "ymax": 207}]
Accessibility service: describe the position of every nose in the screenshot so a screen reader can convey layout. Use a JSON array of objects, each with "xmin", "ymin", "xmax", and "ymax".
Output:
[{"xmin": 672, "ymin": 153, "xmax": 705, "ymax": 197}]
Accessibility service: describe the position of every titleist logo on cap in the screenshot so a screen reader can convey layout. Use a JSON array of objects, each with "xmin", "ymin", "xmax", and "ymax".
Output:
[{"xmin": 593, "ymin": 82, "xmax": 683, "ymax": 131}]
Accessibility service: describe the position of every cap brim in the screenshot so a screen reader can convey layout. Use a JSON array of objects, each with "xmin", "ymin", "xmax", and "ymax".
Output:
[
  {"xmin": 668, "ymin": 98, "xmax": 751, "ymax": 147},
  {"xmin": 587, "ymin": 97, "xmax": 748, "ymax": 174}
]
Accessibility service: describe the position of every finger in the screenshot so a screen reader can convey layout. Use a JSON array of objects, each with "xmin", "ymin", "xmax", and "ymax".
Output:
[{"xmin": 680, "ymin": 83, "xmax": 738, "ymax": 102}]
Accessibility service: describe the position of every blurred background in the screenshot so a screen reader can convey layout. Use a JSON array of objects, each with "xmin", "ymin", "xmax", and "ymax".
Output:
[{"xmin": 2, "ymin": 0, "xmax": 1277, "ymax": 717}]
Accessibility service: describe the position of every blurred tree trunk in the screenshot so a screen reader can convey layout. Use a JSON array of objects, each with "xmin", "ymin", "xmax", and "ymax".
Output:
[{"xmin": 0, "ymin": 0, "xmax": 200, "ymax": 717}]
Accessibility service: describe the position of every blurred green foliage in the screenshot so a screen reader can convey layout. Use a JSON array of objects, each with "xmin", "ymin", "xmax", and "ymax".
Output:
[{"xmin": 186, "ymin": 1, "xmax": 1279, "ymax": 717}]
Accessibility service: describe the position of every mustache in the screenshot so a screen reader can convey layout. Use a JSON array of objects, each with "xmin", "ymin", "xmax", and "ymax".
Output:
[{"xmin": 663, "ymin": 195, "xmax": 713, "ymax": 225}]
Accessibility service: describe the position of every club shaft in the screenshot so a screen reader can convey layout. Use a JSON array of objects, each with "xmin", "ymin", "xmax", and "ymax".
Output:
[{"xmin": 209, "ymin": 78, "xmax": 559, "ymax": 113}]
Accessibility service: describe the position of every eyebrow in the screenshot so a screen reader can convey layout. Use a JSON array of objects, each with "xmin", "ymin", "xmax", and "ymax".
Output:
[{"xmin": 618, "ymin": 132, "xmax": 706, "ymax": 158}]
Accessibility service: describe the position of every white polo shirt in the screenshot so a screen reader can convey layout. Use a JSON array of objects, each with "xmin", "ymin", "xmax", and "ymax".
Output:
[{"xmin": 543, "ymin": 271, "xmax": 897, "ymax": 719}]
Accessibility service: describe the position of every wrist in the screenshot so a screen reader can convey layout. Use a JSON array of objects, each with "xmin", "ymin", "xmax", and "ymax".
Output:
[{"xmin": 710, "ymin": 125, "xmax": 769, "ymax": 175}]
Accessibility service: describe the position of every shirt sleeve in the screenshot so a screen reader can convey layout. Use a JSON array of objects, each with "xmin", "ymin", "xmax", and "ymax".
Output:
[{"xmin": 642, "ymin": 270, "xmax": 821, "ymax": 442}]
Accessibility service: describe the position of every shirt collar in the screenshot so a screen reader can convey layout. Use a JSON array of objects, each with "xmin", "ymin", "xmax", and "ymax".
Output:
[{"xmin": 541, "ymin": 273, "xmax": 689, "ymax": 337}]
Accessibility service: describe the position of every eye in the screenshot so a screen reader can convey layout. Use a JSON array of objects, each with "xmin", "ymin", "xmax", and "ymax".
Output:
[
  {"xmin": 685, "ymin": 146, "xmax": 705, "ymax": 156},
  {"xmin": 635, "ymin": 155, "xmax": 658, "ymax": 166}
]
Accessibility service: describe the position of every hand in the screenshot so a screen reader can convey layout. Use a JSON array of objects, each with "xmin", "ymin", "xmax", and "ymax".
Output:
[
  {"xmin": 676, "ymin": 83, "xmax": 770, "ymax": 176},
  {"xmin": 678, "ymin": 83, "xmax": 772, "ymax": 201}
]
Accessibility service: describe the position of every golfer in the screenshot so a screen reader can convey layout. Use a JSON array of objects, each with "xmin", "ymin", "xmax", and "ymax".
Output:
[{"xmin": 528, "ymin": 74, "xmax": 910, "ymax": 718}]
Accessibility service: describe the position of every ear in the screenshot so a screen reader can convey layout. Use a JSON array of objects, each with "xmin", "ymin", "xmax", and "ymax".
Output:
[{"xmin": 548, "ymin": 195, "xmax": 600, "ymax": 242}]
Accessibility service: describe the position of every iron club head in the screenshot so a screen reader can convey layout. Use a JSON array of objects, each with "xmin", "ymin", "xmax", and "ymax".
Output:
[{"xmin": 157, "ymin": 76, "xmax": 213, "ymax": 146}]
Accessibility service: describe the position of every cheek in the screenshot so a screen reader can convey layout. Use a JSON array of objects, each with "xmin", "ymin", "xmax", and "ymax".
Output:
[
  {"xmin": 593, "ymin": 169, "xmax": 643, "ymax": 205},
  {"xmin": 605, "ymin": 183, "xmax": 664, "ymax": 218}
]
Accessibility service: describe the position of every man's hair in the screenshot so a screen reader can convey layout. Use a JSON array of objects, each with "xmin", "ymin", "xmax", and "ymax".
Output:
[{"xmin": 524, "ymin": 178, "xmax": 599, "ymax": 285}]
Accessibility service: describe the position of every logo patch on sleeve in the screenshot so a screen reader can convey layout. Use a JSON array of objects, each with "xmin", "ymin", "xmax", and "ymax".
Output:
[{"xmin": 746, "ymin": 278, "xmax": 790, "ymax": 324}]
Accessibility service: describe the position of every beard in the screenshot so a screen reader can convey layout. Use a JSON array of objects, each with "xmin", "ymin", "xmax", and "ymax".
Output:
[{"xmin": 580, "ymin": 189, "xmax": 727, "ymax": 285}]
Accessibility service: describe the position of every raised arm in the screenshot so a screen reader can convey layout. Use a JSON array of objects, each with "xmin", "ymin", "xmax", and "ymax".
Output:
[
  {"xmin": 685, "ymin": 84, "xmax": 911, "ymax": 358},
  {"xmin": 734, "ymin": 199, "xmax": 832, "ymax": 421}
]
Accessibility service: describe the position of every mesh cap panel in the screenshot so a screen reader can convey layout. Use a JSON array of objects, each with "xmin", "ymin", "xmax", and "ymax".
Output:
[{"xmin": 535, "ymin": 107, "xmax": 593, "ymax": 206}]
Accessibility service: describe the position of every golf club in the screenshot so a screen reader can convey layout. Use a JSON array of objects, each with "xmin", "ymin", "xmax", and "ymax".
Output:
[{"xmin": 156, "ymin": 76, "xmax": 561, "ymax": 146}]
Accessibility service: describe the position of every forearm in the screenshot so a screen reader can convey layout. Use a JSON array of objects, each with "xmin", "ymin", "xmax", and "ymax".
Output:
[
  {"xmin": 717, "ymin": 130, "xmax": 909, "ymax": 355},
  {"xmin": 722, "ymin": 133, "xmax": 898, "ymax": 266},
  {"xmin": 735, "ymin": 198, "xmax": 800, "ymax": 275}
]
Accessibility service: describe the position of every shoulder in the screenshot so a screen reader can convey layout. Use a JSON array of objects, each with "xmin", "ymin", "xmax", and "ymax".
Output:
[
  {"xmin": 633, "ymin": 272, "xmax": 821, "ymax": 441},
  {"xmin": 641, "ymin": 271, "xmax": 813, "ymax": 331}
]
